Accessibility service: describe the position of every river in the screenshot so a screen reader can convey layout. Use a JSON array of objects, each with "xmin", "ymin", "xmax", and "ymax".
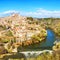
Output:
[
  {"xmin": 2, "ymin": 29, "xmax": 57, "ymax": 60},
  {"xmin": 39, "ymin": 29, "xmax": 56, "ymax": 49},
  {"xmin": 18, "ymin": 29, "xmax": 56, "ymax": 51}
]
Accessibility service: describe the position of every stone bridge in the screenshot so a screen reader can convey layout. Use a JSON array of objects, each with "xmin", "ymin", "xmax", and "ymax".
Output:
[{"xmin": 0, "ymin": 50, "xmax": 52, "ymax": 60}]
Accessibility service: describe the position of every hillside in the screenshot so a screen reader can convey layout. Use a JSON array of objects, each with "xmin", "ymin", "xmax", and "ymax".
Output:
[{"xmin": 0, "ymin": 14, "xmax": 47, "ymax": 53}]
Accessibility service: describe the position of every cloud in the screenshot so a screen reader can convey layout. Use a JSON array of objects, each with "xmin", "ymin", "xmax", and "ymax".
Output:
[
  {"xmin": 0, "ymin": 10, "xmax": 19, "ymax": 17},
  {"xmin": 0, "ymin": 10, "xmax": 19, "ymax": 14},
  {"xmin": 20, "ymin": 8, "xmax": 60, "ymax": 18},
  {"xmin": 0, "ymin": 9, "xmax": 60, "ymax": 18}
]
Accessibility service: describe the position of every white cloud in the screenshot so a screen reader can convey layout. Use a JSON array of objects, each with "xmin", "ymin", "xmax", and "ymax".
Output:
[
  {"xmin": 20, "ymin": 8, "xmax": 60, "ymax": 18},
  {"xmin": 0, "ymin": 9, "xmax": 60, "ymax": 18},
  {"xmin": 0, "ymin": 10, "xmax": 19, "ymax": 14},
  {"xmin": 0, "ymin": 10, "xmax": 19, "ymax": 17}
]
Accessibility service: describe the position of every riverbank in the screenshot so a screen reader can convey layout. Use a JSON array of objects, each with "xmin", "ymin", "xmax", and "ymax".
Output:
[
  {"xmin": 1, "ymin": 50, "xmax": 60, "ymax": 60},
  {"xmin": 0, "ymin": 50, "xmax": 52, "ymax": 59}
]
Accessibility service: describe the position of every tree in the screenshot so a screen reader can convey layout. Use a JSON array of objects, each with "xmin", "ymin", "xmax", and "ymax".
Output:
[{"xmin": 27, "ymin": 17, "xmax": 33, "ymax": 21}]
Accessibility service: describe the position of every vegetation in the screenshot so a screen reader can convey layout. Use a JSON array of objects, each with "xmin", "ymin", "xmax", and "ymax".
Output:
[
  {"xmin": 0, "ymin": 14, "xmax": 60, "ymax": 59},
  {"xmin": 52, "ymin": 42, "xmax": 60, "ymax": 51},
  {"xmin": 31, "ymin": 30, "xmax": 47, "ymax": 43},
  {"xmin": 38, "ymin": 18, "xmax": 60, "ymax": 36},
  {"xmin": 27, "ymin": 17, "xmax": 33, "ymax": 21},
  {"xmin": 5, "ymin": 30, "xmax": 13, "ymax": 36},
  {"xmin": 0, "ymin": 51, "xmax": 60, "ymax": 60}
]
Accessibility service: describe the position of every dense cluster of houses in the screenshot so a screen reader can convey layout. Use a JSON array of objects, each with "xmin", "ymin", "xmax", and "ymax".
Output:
[{"xmin": 0, "ymin": 14, "xmax": 47, "ymax": 52}]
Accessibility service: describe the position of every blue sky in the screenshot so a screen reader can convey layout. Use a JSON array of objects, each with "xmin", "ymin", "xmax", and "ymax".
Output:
[{"xmin": 0, "ymin": 0, "xmax": 60, "ymax": 18}]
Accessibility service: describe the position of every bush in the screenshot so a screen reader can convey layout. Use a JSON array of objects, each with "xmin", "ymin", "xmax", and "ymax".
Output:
[{"xmin": 27, "ymin": 17, "xmax": 33, "ymax": 21}]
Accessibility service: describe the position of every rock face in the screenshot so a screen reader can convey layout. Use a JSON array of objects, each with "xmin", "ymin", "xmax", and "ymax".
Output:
[{"xmin": 0, "ymin": 14, "xmax": 47, "ymax": 52}]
